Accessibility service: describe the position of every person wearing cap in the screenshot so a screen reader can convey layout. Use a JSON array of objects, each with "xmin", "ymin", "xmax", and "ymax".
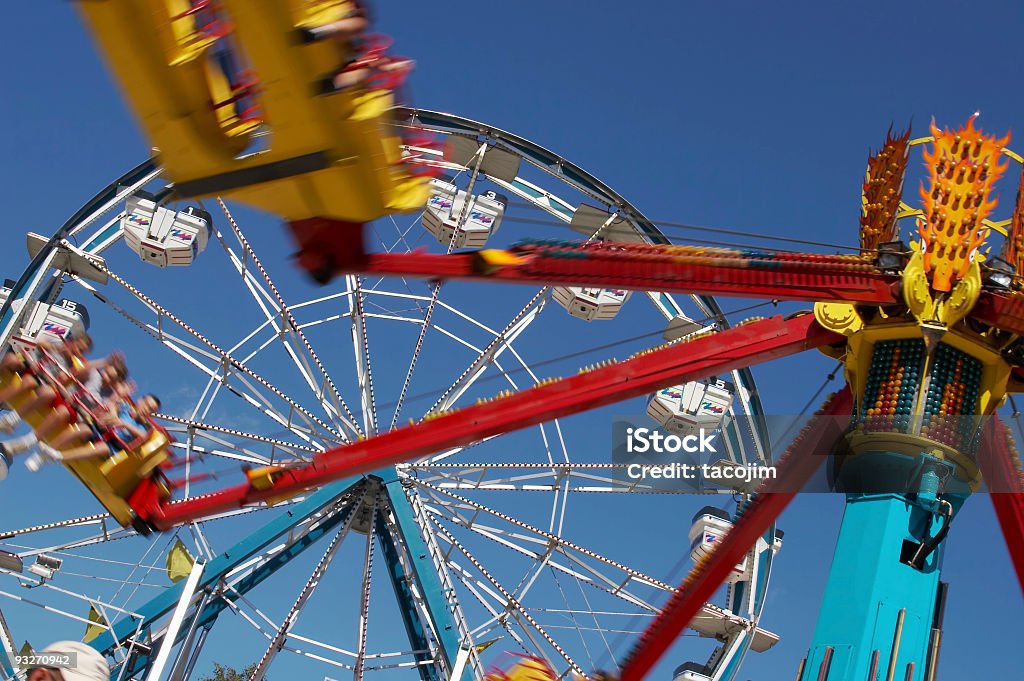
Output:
[{"xmin": 26, "ymin": 640, "xmax": 109, "ymax": 681}]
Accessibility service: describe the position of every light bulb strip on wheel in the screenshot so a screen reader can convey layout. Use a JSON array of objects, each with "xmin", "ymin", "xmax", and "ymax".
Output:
[
  {"xmin": 354, "ymin": 495, "xmax": 378, "ymax": 681},
  {"xmin": 0, "ymin": 513, "xmax": 112, "ymax": 539},
  {"xmin": 350, "ymin": 274, "xmax": 380, "ymax": 435},
  {"xmin": 426, "ymin": 287, "xmax": 550, "ymax": 417},
  {"xmin": 157, "ymin": 413, "xmax": 321, "ymax": 455},
  {"xmin": 426, "ymin": 515, "xmax": 586, "ymax": 677},
  {"xmin": 423, "ymin": 501, "xmax": 660, "ymax": 614},
  {"xmin": 218, "ymin": 198, "xmax": 364, "ymax": 440},
  {"xmin": 416, "ymin": 480, "xmax": 673, "ymax": 592},
  {"xmin": 97, "ymin": 264, "xmax": 345, "ymax": 443}
]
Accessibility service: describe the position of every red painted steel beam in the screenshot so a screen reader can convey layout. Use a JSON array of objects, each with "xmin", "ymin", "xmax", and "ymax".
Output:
[
  {"xmin": 978, "ymin": 416, "xmax": 1024, "ymax": 594},
  {"xmin": 618, "ymin": 386, "xmax": 853, "ymax": 681},
  {"xmin": 972, "ymin": 290, "xmax": 1024, "ymax": 337},
  {"xmin": 344, "ymin": 245, "xmax": 900, "ymax": 305},
  {"xmin": 150, "ymin": 314, "xmax": 843, "ymax": 529}
]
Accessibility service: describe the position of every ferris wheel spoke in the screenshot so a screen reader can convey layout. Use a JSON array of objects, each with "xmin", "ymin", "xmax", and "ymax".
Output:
[
  {"xmin": 386, "ymin": 144, "xmax": 488, "ymax": 432},
  {"xmin": 248, "ymin": 492, "xmax": 363, "ymax": 681},
  {"xmin": 213, "ymin": 200, "xmax": 364, "ymax": 440},
  {"xmin": 346, "ymin": 275, "xmax": 379, "ymax": 436},
  {"xmin": 160, "ymin": 415, "xmax": 319, "ymax": 456},
  {"xmin": 93, "ymin": 266, "xmax": 346, "ymax": 444},
  {"xmin": 437, "ymin": 547, "xmax": 538, "ymax": 662},
  {"xmin": 418, "ymin": 481, "xmax": 669, "ymax": 589},
  {"xmin": 426, "ymin": 516, "xmax": 585, "ymax": 677},
  {"xmin": 426, "ymin": 288, "xmax": 550, "ymax": 417},
  {"xmin": 408, "ymin": 462, "xmax": 722, "ymax": 494},
  {"xmin": 0, "ymin": 582, "xmax": 141, "ymax": 631},
  {"xmin": 166, "ymin": 440, "xmax": 274, "ymax": 468},
  {"xmin": 353, "ymin": 497, "xmax": 377, "ymax": 681},
  {"xmin": 423, "ymin": 502, "xmax": 661, "ymax": 614},
  {"xmin": 387, "ymin": 282, "xmax": 439, "ymax": 431},
  {"xmin": 5, "ymin": 527, "xmax": 142, "ymax": 566},
  {"xmin": 0, "ymin": 513, "xmax": 114, "ymax": 540}
]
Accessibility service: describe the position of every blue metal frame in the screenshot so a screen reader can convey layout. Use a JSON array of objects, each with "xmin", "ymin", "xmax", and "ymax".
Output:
[
  {"xmin": 375, "ymin": 512, "xmax": 441, "ymax": 681},
  {"xmin": 92, "ymin": 471, "xmax": 463, "ymax": 681},
  {"xmin": 93, "ymin": 479, "xmax": 361, "ymax": 662},
  {"xmin": 382, "ymin": 477, "xmax": 460, "ymax": 676}
]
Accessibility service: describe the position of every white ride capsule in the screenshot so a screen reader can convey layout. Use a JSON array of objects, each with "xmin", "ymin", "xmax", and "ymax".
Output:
[
  {"xmin": 689, "ymin": 506, "xmax": 748, "ymax": 583},
  {"xmin": 121, "ymin": 192, "xmax": 212, "ymax": 267},
  {"xmin": 672, "ymin": 662, "xmax": 712, "ymax": 681},
  {"xmin": 422, "ymin": 177, "xmax": 508, "ymax": 249},
  {"xmin": 552, "ymin": 286, "xmax": 631, "ymax": 321},
  {"xmin": 0, "ymin": 284, "xmax": 88, "ymax": 348},
  {"xmin": 647, "ymin": 380, "xmax": 733, "ymax": 437}
]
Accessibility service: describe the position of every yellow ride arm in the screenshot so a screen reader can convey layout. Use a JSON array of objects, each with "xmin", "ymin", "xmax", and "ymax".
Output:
[{"xmin": 78, "ymin": 0, "xmax": 429, "ymax": 224}]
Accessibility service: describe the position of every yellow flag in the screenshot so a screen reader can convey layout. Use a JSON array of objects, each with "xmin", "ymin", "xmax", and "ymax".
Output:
[
  {"xmin": 84, "ymin": 604, "xmax": 105, "ymax": 643},
  {"xmin": 166, "ymin": 538, "xmax": 196, "ymax": 584},
  {"xmin": 474, "ymin": 636, "xmax": 502, "ymax": 653},
  {"xmin": 17, "ymin": 641, "xmax": 33, "ymax": 658}
]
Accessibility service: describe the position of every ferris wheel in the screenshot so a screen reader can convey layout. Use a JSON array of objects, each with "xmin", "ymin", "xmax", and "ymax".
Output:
[{"xmin": 0, "ymin": 107, "xmax": 781, "ymax": 681}]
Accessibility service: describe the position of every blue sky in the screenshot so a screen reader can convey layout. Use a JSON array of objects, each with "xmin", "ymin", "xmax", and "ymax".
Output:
[{"xmin": 1, "ymin": 1, "xmax": 1022, "ymax": 680}]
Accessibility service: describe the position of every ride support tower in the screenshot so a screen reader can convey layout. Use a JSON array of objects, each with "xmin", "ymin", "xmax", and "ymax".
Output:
[{"xmin": 803, "ymin": 119, "xmax": 1017, "ymax": 681}]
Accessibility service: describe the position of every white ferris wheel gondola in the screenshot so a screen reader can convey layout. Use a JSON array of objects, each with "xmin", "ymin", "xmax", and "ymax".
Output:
[
  {"xmin": 551, "ymin": 286, "xmax": 632, "ymax": 321},
  {"xmin": 0, "ymin": 284, "xmax": 88, "ymax": 348},
  {"xmin": 422, "ymin": 177, "xmax": 508, "ymax": 249},
  {"xmin": 647, "ymin": 379, "xmax": 734, "ymax": 437},
  {"xmin": 121, "ymin": 192, "xmax": 213, "ymax": 268}
]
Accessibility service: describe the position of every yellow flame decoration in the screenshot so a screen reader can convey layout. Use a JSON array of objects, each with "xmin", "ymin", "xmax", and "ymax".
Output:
[
  {"xmin": 919, "ymin": 116, "xmax": 1009, "ymax": 291},
  {"xmin": 861, "ymin": 124, "xmax": 911, "ymax": 254}
]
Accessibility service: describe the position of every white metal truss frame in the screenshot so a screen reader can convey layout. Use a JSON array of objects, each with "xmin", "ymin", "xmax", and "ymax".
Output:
[
  {"xmin": 248, "ymin": 488, "xmax": 367, "ymax": 681},
  {"xmin": 345, "ymin": 274, "xmax": 379, "ymax": 437},
  {"xmin": 71, "ymin": 272, "xmax": 338, "ymax": 451},
  {"xmin": 407, "ymin": 462, "xmax": 735, "ymax": 495}
]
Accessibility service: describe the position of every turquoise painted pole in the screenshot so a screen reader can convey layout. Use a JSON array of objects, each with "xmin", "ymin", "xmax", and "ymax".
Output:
[{"xmin": 802, "ymin": 491, "xmax": 949, "ymax": 681}]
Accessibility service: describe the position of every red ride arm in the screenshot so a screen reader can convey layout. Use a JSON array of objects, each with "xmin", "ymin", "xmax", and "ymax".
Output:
[
  {"xmin": 148, "ymin": 314, "xmax": 843, "ymax": 530},
  {"xmin": 618, "ymin": 386, "xmax": 853, "ymax": 681},
  {"xmin": 347, "ymin": 242, "xmax": 900, "ymax": 306},
  {"xmin": 978, "ymin": 416, "xmax": 1024, "ymax": 594}
]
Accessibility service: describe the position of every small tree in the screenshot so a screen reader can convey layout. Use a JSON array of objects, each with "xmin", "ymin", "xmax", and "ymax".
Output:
[{"xmin": 200, "ymin": 662, "xmax": 261, "ymax": 681}]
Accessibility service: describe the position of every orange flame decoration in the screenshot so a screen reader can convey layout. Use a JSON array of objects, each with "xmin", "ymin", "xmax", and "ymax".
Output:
[
  {"xmin": 861, "ymin": 123, "xmax": 911, "ymax": 254},
  {"xmin": 919, "ymin": 116, "xmax": 1010, "ymax": 292},
  {"xmin": 1002, "ymin": 168, "xmax": 1024, "ymax": 280}
]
